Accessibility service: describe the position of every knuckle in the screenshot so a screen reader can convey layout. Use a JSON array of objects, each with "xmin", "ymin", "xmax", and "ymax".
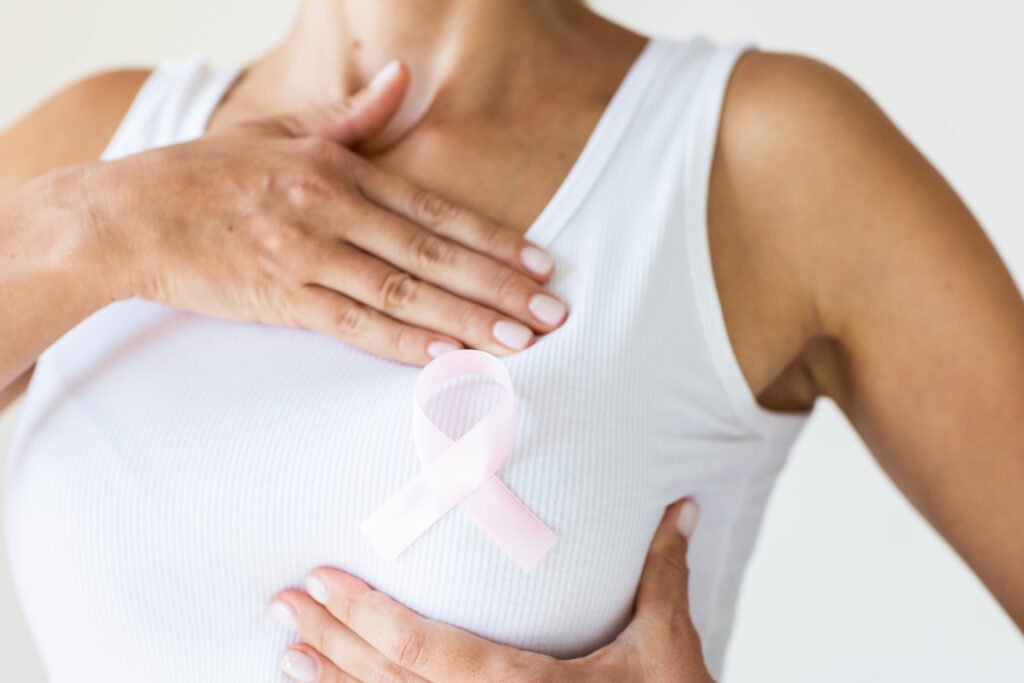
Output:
[
  {"xmin": 389, "ymin": 628, "xmax": 427, "ymax": 671},
  {"xmin": 390, "ymin": 324, "xmax": 416, "ymax": 358},
  {"xmin": 660, "ymin": 542, "xmax": 691, "ymax": 577},
  {"xmin": 314, "ymin": 626, "xmax": 344, "ymax": 660},
  {"xmin": 280, "ymin": 289, "xmax": 306, "ymax": 328},
  {"xmin": 453, "ymin": 304, "xmax": 481, "ymax": 340},
  {"xmin": 410, "ymin": 188, "xmax": 457, "ymax": 224},
  {"xmin": 298, "ymin": 136, "xmax": 343, "ymax": 164},
  {"xmin": 284, "ymin": 168, "xmax": 338, "ymax": 207},
  {"xmin": 252, "ymin": 271, "xmax": 279, "ymax": 312},
  {"xmin": 256, "ymin": 219, "xmax": 301, "ymax": 256},
  {"xmin": 325, "ymin": 97, "xmax": 356, "ymax": 121},
  {"xmin": 492, "ymin": 267, "xmax": 526, "ymax": 303},
  {"xmin": 333, "ymin": 591, "xmax": 357, "ymax": 625},
  {"xmin": 408, "ymin": 230, "xmax": 451, "ymax": 269},
  {"xmin": 378, "ymin": 271, "xmax": 419, "ymax": 311},
  {"xmin": 482, "ymin": 221, "xmax": 511, "ymax": 254},
  {"xmin": 370, "ymin": 660, "xmax": 407, "ymax": 683},
  {"xmin": 334, "ymin": 303, "xmax": 370, "ymax": 335},
  {"xmin": 275, "ymin": 113, "xmax": 305, "ymax": 137}
]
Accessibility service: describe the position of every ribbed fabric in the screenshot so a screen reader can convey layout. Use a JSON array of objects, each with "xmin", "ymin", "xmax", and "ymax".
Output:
[{"xmin": 4, "ymin": 37, "xmax": 812, "ymax": 682}]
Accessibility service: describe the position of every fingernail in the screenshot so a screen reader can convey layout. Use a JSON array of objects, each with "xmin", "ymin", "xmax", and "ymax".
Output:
[
  {"xmin": 281, "ymin": 650, "xmax": 318, "ymax": 682},
  {"xmin": 269, "ymin": 600, "xmax": 298, "ymax": 631},
  {"xmin": 676, "ymin": 500, "xmax": 700, "ymax": 539},
  {"xmin": 427, "ymin": 340, "xmax": 461, "ymax": 358},
  {"xmin": 521, "ymin": 245, "xmax": 554, "ymax": 276},
  {"xmin": 305, "ymin": 574, "xmax": 329, "ymax": 605},
  {"xmin": 528, "ymin": 293, "xmax": 567, "ymax": 326},
  {"xmin": 492, "ymin": 320, "xmax": 533, "ymax": 350},
  {"xmin": 368, "ymin": 59, "xmax": 402, "ymax": 93}
]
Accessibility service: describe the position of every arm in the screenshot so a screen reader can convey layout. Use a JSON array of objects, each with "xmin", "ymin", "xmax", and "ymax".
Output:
[
  {"xmin": 0, "ymin": 70, "xmax": 150, "ymax": 410},
  {"xmin": 718, "ymin": 51, "xmax": 1024, "ymax": 629},
  {"xmin": 1, "ymin": 62, "xmax": 570, "ymax": 405}
]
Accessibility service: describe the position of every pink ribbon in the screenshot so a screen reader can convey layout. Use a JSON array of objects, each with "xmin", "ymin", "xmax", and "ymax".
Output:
[{"xmin": 360, "ymin": 349, "xmax": 558, "ymax": 572}]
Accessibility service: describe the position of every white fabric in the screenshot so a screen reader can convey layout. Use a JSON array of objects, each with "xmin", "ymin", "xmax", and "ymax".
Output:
[{"xmin": 4, "ymin": 36, "xmax": 811, "ymax": 682}]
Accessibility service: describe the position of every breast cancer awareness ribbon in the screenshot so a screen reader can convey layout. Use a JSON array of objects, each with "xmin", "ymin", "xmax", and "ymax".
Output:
[{"xmin": 360, "ymin": 349, "xmax": 558, "ymax": 572}]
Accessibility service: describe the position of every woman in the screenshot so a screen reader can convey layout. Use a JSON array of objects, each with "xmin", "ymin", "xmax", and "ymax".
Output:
[{"xmin": 2, "ymin": 1, "xmax": 1022, "ymax": 681}]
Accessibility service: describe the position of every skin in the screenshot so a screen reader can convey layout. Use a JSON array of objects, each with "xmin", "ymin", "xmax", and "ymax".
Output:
[
  {"xmin": 0, "ymin": 69, "xmax": 149, "ymax": 411},
  {"xmin": 273, "ymin": 499, "xmax": 711, "ymax": 682},
  {"xmin": 1, "ymin": 0, "xmax": 1022, "ymax": 680},
  {"xmin": 0, "ymin": 55, "xmax": 573, "ymax": 402}
]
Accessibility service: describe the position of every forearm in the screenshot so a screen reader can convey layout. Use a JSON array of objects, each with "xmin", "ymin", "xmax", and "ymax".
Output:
[{"xmin": 0, "ymin": 165, "xmax": 115, "ymax": 394}]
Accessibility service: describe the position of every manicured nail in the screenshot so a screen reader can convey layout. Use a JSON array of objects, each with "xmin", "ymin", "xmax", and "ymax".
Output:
[
  {"xmin": 368, "ymin": 59, "xmax": 402, "ymax": 93},
  {"xmin": 521, "ymin": 245, "xmax": 554, "ymax": 276},
  {"xmin": 427, "ymin": 340, "xmax": 461, "ymax": 358},
  {"xmin": 269, "ymin": 600, "xmax": 298, "ymax": 631},
  {"xmin": 305, "ymin": 574, "xmax": 329, "ymax": 605},
  {"xmin": 528, "ymin": 293, "xmax": 567, "ymax": 326},
  {"xmin": 676, "ymin": 500, "xmax": 700, "ymax": 539},
  {"xmin": 281, "ymin": 650, "xmax": 318, "ymax": 682},
  {"xmin": 492, "ymin": 320, "xmax": 533, "ymax": 350}
]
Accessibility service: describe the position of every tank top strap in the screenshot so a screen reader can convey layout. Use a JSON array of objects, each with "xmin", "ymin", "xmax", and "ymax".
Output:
[
  {"xmin": 569, "ymin": 34, "xmax": 813, "ymax": 439},
  {"xmin": 101, "ymin": 56, "xmax": 243, "ymax": 162}
]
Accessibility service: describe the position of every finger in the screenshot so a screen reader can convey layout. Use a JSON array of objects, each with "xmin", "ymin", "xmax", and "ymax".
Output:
[
  {"xmin": 330, "ymin": 202, "xmax": 567, "ymax": 336},
  {"xmin": 266, "ymin": 60, "xmax": 410, "ymax": 146},
  {"xmin": 633, "ymin": 498, "xmax": 701, "ymax": 624},
  {"xmin": 354, "ymin": 161, "xmax": 556, "ymax": 283},
  {"xmin": 309, "ymin": 241, "xmax": 541, "ymax": 355},
  {"xmin": 305, "ymin": 567, "xmax": 527, "ymax": 682},
  {"xmin": 576, "ymin": 500, "xmax": 708, "ymax": 682},
  {"xmin": 280, "ymin": 644, "xmax": 359, "ymax": 683},
  {"xmin": 271, "ymin": 591, "xmax": 427, "ymax": 683},
  {"xmin": 289, "ymin": 284, "xmax": 464, "ymax": 366}
]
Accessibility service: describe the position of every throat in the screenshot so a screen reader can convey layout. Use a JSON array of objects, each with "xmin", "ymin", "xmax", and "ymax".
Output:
[
  {"xmin": 364, "ymin": 118, "xmax": 590, "ymax": 235},
  {"xmin": 214, "ymin": 4, "xmax": 649, "ymax": 233},
  {"xmin": 362, "ymin": 27, "xmax": 647, "ymax": 235}
]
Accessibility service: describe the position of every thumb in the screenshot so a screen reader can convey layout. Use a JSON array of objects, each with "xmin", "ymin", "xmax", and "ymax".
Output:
[
  {"xmin": 633, "ymin": 498, "xmax": 700, "ymax": 624},
  {"xmin": 571, "ymin": 499, "xmax": 707, "ymax": 681},
  {"xmin": 272, "ymin": 60, "xmax": 409, "ymax": 146}
]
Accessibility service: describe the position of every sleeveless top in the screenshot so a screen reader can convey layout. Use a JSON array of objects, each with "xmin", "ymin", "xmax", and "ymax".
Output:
[{"xmin": 3, "ymin": 35, "xmax": 812, "ymax": 682}]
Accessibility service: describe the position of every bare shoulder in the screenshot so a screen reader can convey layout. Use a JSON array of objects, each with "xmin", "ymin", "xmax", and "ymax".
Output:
[
  {"xmin": 718, "ymin": 53, "xmax": 1024, "ymax": 626},
  {"xmin": 709, "ymin": 48, "xmax": 959, "ymax": 407},
  {"xmin": 0, "ymin": 69, "xmax": 151, "ymax": 193},
  {"xmin": 715, "ymin": 49, "xmax": 911, "ymax": 231}
]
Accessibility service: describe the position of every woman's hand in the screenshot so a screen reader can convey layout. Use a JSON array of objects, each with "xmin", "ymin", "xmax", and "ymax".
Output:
[
  {"xmin": 74, "ymin": 61, "xmax": 568, "ymax": 365},
  {"xmin": 269, "ymin": 499, "xmax": 712, "ymax": 682}
]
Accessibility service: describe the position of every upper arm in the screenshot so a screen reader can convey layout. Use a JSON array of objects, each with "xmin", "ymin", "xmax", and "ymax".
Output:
[
  {"xmin": 722, "ymin": 51, "xmax": 1024, "ymax": 628},
  {"xmin": 0, "ymin": 68, "xmax": 150, "ymax": 411}
]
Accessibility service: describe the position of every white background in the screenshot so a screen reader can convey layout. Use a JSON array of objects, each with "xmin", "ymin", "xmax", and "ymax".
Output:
[{"xmin": 1, "ymin": 1, "xmax": 1022, "ymax": 680}]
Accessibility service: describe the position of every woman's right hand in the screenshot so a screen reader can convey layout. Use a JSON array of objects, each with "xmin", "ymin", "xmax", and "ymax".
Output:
[{"xmin": 76, "ymin": 61, "xmax": 568, "ymax": 365}]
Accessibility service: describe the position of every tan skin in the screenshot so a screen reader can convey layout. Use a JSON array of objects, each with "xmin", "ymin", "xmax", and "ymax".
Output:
[{"xmin": 2, "ymin": 0, "xmax": 1022, "ymax": 680}]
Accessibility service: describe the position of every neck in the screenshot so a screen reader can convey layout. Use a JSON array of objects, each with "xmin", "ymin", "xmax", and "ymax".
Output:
[{"xmin": 256, "ymin": 0, "xmax": 601, "ymax": 146}]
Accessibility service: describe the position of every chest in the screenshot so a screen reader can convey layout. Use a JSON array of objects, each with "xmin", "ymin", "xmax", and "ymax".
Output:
[
  {"xmin": 5, "ymin": 298, "xmax": 747, "ymax": 680},
  {"xmin": 363, "ymin": 117, "xmax": 599, "ymax": 233}
]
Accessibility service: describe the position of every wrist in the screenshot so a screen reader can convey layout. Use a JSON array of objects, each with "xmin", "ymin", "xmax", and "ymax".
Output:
[
  {"xmin": 56, "ymin": 160, "xmax": 138, "ymax": 303},
  {"xmin": 0, "ymin": 166, "xmax": 117, "ymax": 342}
]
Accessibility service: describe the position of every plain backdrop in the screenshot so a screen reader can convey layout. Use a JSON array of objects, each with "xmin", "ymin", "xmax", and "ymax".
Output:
[{"xmin": 2, "ymin": 1, "xmax": 1022, "ymax": 681}]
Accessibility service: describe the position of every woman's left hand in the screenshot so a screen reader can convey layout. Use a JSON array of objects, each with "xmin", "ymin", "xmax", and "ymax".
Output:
[{"xmin": 268, "ymin": 498, "xmax": 712, "ymax": 682}]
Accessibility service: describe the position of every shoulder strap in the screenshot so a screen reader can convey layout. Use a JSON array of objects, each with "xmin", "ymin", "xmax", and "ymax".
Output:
[{"xmin": 101, "ymin": 57, "xmax": 242, "ymax": 161}]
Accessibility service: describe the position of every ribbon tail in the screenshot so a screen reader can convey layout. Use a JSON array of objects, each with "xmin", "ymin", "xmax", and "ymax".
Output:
[{"xmin": 460, "ymin": 476, "xmax": 559, "ymax": 573}]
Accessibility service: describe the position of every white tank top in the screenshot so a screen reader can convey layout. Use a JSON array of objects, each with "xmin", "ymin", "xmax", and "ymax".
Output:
[{"xmin": 4, "ymin": 35, "xmax": 812, "ymax": 682}]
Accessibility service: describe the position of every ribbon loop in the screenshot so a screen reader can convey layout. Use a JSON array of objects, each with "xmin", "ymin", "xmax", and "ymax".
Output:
[{"xmin": 360, "ymin": 350, "xmax": 558, "ymax": 572}]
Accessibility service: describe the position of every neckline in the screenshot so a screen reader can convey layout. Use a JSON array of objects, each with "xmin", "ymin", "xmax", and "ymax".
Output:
[
  {"xmin": 521, "ymin": 36, "xmax": 661, "ymax": 248},
  {"xmin": 193, "ymin": 38, "xmax": 663, "ymax": 250},
  {"xmin": 190, "ymin": 61, "xmax": 246, "ymax": 140}
]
